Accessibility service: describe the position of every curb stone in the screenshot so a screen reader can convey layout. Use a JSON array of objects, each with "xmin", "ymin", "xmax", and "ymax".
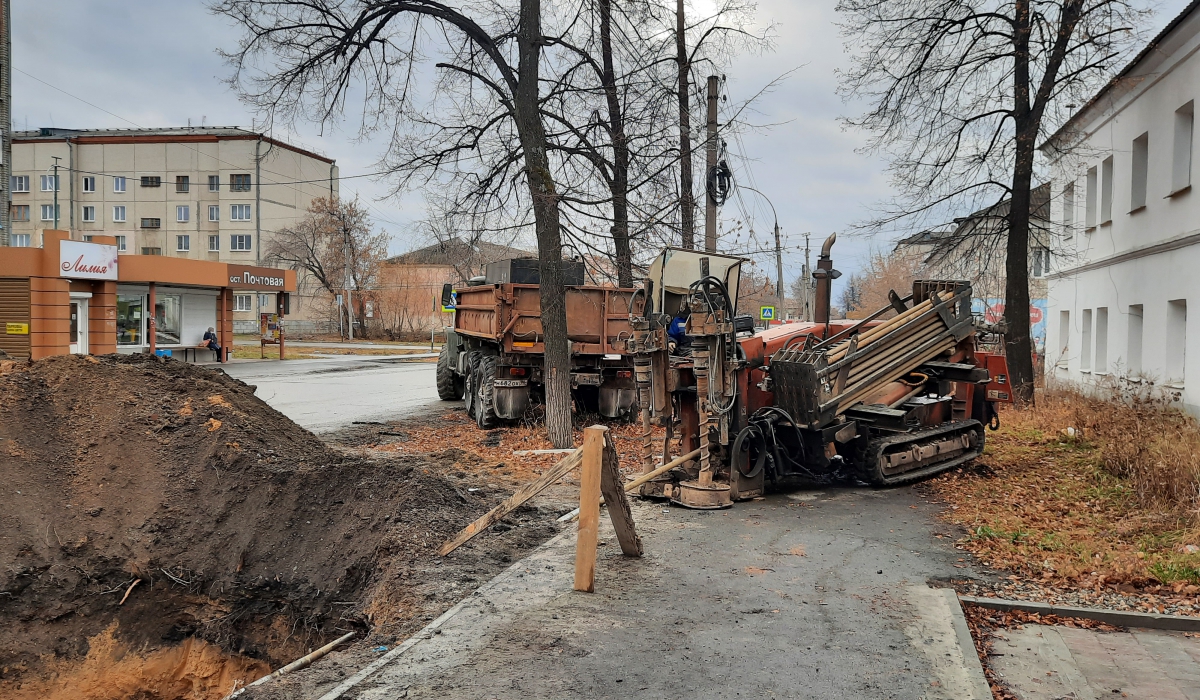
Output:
[
  {"xmin": 938, "ymin": 587, "xmax": 994, "ymax": 699},
  {"xmin": 958, "ymin": 594, "xmax": 1200, "ymax": 631}
]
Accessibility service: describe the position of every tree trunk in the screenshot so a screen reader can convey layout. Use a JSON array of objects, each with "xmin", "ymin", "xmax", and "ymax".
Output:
[
  {"xmin": 516, "ymin": 0, "xmax": 574, "ymax": 448},
  {"xmin": 599, "ymin": 0, "xmax": 633, "ymax": 287},
  {"xmin": 676, "ymin": 0, "xmax": 695, "ymax": 250}
]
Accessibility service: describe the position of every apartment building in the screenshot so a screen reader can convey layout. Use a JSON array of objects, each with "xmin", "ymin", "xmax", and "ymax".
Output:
[
  {"xmin": 8, "ymin": 127, "xmax": 339, "ymax": 331},
  {"xmin": 1042, "ymin": 0, "xmax": 1200, "ymax": 412}
]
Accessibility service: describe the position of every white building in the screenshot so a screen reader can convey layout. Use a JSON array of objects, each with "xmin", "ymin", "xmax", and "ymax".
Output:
[
  {"xmin": 1043, "ymin": 1, "xmax": 1200, "ymax": 412},
  {"xmin": 9, "ymin": 127, "xmax": 339, "ymax": 331}
]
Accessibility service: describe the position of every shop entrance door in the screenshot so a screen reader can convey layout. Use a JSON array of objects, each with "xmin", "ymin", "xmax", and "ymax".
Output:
[{"xmin": 69, "ymin": 299, "xmax": 89, "ymax": 354}]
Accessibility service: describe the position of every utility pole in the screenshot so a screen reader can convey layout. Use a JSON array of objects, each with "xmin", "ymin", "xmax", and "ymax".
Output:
[
  {"xmin": 51, "ymin": 156, "xmax": 60, "ymax": 230},
  {"xmin": 0, "ymin": 0, "xmax": 10, "ymax": 246},
  {"xmin": 704, "ymin": 75, "xmax": 719, "ymax": 253},
  {"xmin": 675, "ymin": 0, "xmax": 694, "ymax": 250},
  {"xmin": 774, "ymin": 221, "xmax": 784, "ymax": 313},
  {"xmin": 802, "ymin": 235, "xmax": 812, "ymax": 322}
]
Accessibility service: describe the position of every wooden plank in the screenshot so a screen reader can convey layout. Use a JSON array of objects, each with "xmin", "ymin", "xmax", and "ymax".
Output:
[
  {"xmin": 438, "ymin": 448, "xmax": 582, "ymax": 556},
  {"xmin": 600, "ymin": 432, "xmax": 642, "ymax": 557},
  {"xmin": 573, "ymin": 426, "xmax": 606, "ymax": 592}
]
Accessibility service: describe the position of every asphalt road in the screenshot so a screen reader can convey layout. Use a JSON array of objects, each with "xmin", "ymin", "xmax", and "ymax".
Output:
[
  {"xmin": 327, "ymin": 487, "xmax": 991, "ymax": 700},
  {"xmin": 220, "ymin": 356, "xmax": 448, "ymax": 432}
]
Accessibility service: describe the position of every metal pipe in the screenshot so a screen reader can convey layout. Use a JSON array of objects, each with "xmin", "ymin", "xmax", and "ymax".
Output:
[{"xmin": 813, "ymin": 233, "xmax": 836, "ymax": 327}]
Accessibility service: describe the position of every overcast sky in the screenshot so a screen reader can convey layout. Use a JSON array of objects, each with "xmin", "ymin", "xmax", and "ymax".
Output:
[{"xmin": 12, "ymin": 0, "xmax": 1190, "ymax": 298}]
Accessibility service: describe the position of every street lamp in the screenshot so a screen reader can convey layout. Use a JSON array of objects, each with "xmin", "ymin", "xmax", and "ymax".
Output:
[{"xmin": 736, "ymin": 184, "xmax": 785, "ymax": 316}]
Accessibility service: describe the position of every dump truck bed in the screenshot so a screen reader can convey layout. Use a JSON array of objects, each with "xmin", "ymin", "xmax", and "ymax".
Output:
[{"xmin": 454, "ymin": 283, "xmax": 642, "ymax": 355}]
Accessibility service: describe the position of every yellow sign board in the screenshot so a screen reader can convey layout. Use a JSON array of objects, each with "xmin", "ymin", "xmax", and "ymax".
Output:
[{"xmin": 5, "ymin": 323, "xmax": 29, "ymax": 335}]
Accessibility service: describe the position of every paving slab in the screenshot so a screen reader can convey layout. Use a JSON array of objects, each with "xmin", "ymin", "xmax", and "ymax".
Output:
[
  {"xmin": 989, "ymin": 624, "xmax": 1200, "ymax": 699},
  {"xmin": 320, "ymin": 488, "xmax": 991, "ymax": 700}
]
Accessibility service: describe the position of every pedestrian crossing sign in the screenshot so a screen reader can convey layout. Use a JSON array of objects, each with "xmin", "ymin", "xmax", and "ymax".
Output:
[{"xmin": 760, "ymin": 306, "xmax": 776, "ymax": 320}]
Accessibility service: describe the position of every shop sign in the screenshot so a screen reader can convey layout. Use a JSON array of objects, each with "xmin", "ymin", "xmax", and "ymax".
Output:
[
  {"xmin": 229, "ymin": 265, "xmax": 286, "ymax": 289},
  {"xmin": 59, "ymin": 240, "xmax": 118, "ymax": 280},
  {"xmin": 5, "ymin": 323, "xmax": 29, "ymax": 335}
]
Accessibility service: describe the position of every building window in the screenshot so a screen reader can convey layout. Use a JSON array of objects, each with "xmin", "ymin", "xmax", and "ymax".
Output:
[
  {"xmin": 140, "ymin": 176, "xmax": 161, "ymax": 188},
  {"xmin": 116, "ymin": 235, "xmax": 126, "ymax": 252},
  {"xmin": 1095, "ymin": 307, "xmax": 1109, "ymax": 373},
  {"xmin": 141, "ymin": 247, "xmax": 162, "ymax": 255},
  {"xmin": 1058, "ymin": 310, "xmax": 1070, "ymax": 366},
  {"xmin": 141, "ymin": 217, "xmax": 161, "ymax": 229},
  {"xmin": 11, "ymin": 204, "xmax": 29, "ymax": 221},
  {"xmin": 1127, "ymin": 304, "xmax": 1143, "ymax": 374},
  {"xmin": 82, "ymin": 234, "xmax": 94, "ymax": 242},
  {"xmin": 1062, "ymin": 182, "xmax": 1074, "ymax": 238},
  {"xmin": 117, "ymin": 295, "xmax": 143, "ymax": 345},
  {"xmin": 1085, "ymin": 166, "xmax": 1097, "ymax": 228},
  {"xmin": 231, "ymin": 234, "xmax": 252, "ymax": 251},
  {"xmin": 1167, "ymin": 299, "xmax": 1187, "ymax": 384},
  {"xmin": 234, "ymin": 294, "xmax": 253, "ymax": 312},
  {"xmin": 1081, "ymin": 309, "xmax": 1093, "ymax": 371},
  {"xmin": 82, "ymin": 205, "xmax": 95, "ymax": 223},
  {"xmin": 176, "ymin": 175, "xmax": 190, "ymax": 193},
  {"xmin": 113, "ymin": 176, "xmax": 126, "ymax": 193},
  {"xmin": 231, "ymin": 204, "xmax": 251, "ymax": 221},
  {"xmin": 11, "ymin": 175, "xmax": 28, "ymax": 192},
  {"xmin": 154, "ymin": 294, "xmax": 182, "ymax": 345},
  {"xmin": 1032, "ymin": 248, "xmax": 1050, "ymax": 277},
  {"xmin": 113, "ymin": 205, "xmax": 126, "ymax": 222},
  {"xmin": 11, "ymin": 233, "xmax": 30, "ymax": 247},
  {"xmin": 1173, "ymin": 101, "xmax": 1194, "ymax": 195},
  {"xmin": 208, "ymin": 175, "xmax": 220, "ymax": 192},
  {"xmin": 208, "ymin": 205, "xmax": 219, "ymax": 222},
  {"xmin": 177, "ymin": 234, "xmax": 190, "ymax": 252},
  {"xmin": 208, "ymin": 234, "xmax": 220, "ymax": 251},
  {"xmin": 177, "ymin": 205, "xmax": 190, "ymax": 223},
  {"xmin": 82, "ymin": 176, "xmax": 96, "ymax": 193},
  {"xmin": 1130, "ymin": 132, "xmax": 1149, "ymax": 212},
  {"xmin": 1100, "ymin": 156, "xmax": 1114, "ymax": 224},
  {"xmin": 40, "ymin": 174, "xmax": 58, "ymax": 192},
  {"xmin": 230, "ymin": 173, "xmax": 252, "ymax": 192},
  {"xmin": 40, "ymin": 204, "xmax": 58, "ymax": 221}
]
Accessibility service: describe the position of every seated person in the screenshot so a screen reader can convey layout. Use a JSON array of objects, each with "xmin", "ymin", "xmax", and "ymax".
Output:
[
  {"xmin": 201, "ymin": 327, "xmax": 223, "ymax": 362},
  {"xmin": 667, "ymin": 314, "xmax": 691, "ymax": 354}
]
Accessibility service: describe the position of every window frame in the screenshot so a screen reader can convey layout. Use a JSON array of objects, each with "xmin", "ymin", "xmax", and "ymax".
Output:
[
  {"xmin": 177, "ymin": 205, "xmax": 190, "ymax": 223},
  {"xmin": 1130, "ymin": 132, "xmax": 1149, "ymax": 212},
  {"xmin": 113, "ymin": 176, "xmax": 127, "ymax": 193},
  {"xmin": 40, "ymin": 174, "xmax": 58, "ymax": 192},
  {"xmin": 12, "ymin": 233, "xmax": 31, "ymax": 247},
  {"xmin": 1173, "ymin": 101, "xmax": 1194, "ymax": 195},
  {"xmin": 81, "ymin": 205, "xmax": 95, "ymax": 223},
  {"xmin": 208, "ymin": 175, "xmax": 220, "ymax": 192},
  {"xmin": 208, "ymin": 234, "xmax": 220, "ymax": 252},
  {"xmin": 176, "ymin": 234, "xmax": 191, "ymax": 252},
  {"xmin": 208, "ymin": 205, "xmax": 220, "ymax": 222},
  {"xmin": 175, "ymin": 175, "xmax": 190, "ymax": 193},
  {"xmin": 234, "ymin": 294, "xmax": 254, "ymax": 312},
  {"xmin": 82, "ymin": 176, "xmax": 96, "ymax": 193},
  {"xmin": 11, "ymin": 204, "xmax": 29, "ymax": 222},
  {"xmin": 1100, "ymin": 156, "xmax": 1114, "ymax": 224},
  {"xmin": 230, "ymin": 234, "xmax": 253, "ymax": 251},
  {"xmin": 113, "ymin": 205, "xmax": 126, "ymax": 223},
  {"xmin": 140, "ymin": 217, "xmax": 162, "ymax": 229},
  {"xmin": 116, "ymin": 235, "xmax": 127, "ymax": 252},
  {"xmin": 230, "ymin": 204, "xmax": 252, "ymax": 221},
  {"xmin": 230, "ymin": 173, "xmax": 252, "ymax": 192},
  {"xmin": 11, "ymin": 175, "xmax": 29, "ymax": 192},
  {"xmin": 39, "ymin": 204, "xmax": 58, "ymax": 221},
  {"xmin": 140, "ymin": 176, "xmax": 162, "ymax": 188}
]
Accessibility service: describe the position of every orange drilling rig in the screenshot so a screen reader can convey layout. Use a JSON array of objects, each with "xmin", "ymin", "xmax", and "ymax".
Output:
[{"xmin": 626, "ymin": 236, "xmax": 1012, "ymax": 509}]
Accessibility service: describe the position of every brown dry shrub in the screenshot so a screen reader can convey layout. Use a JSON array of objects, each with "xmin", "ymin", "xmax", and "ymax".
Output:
[{"xmin": 1048, "ymin": 377, "xmax": 1200, "ymax": 520}]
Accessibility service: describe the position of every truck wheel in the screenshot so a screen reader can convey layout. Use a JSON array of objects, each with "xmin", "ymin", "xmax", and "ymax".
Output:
[
  {"xmin": 475, "ymin": 354, "xmax": 501, "ymax": 429},
  {"xmin": 436, "ymin": 344, "xmax": 464, "ymax": 400},
  {"xmin": 463, "ymin": 352, "xmax": 480, "ymax": 418}
]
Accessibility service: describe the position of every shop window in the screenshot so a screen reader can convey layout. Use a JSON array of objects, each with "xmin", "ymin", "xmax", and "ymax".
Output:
[
  {"xmin": 155, "ymin": 294, "xmax": 182, "ymax": 345},
  {"xmin": 208, "ymin": 234, "xmax": 219, "ymax": 252},
  {"xmin": 234, "ymin": 294, "xmax": 253, "ymax": 312},
  {"xmin": 117, "ymin": 295, "xmax": 144, "ymax": 345},
  {"xmin": 231, "ymin": 234, "xmax": 252, "ymax": 251},
  {"xmin": 177, "ymin": 234, "xmax": 190, "ymax": 252},
  {"xmin": 116, "ymin": 235, "xmax": 126, "ymax": 252},
  {"xmin": 83, "ymin": 176, "xmax": 96, "ymax": 193},
  {"xmin": 230, "ymin": 173, "xmax": 252, "ymax": 192},
  {"xmin": 208, "ymin": 175, "xmax": 220, "ymax": 192},
  {"xmin": 11, "ymin": 204, "xmax": 28, "ymax": 221},
  {"xmin": 141, "ymin": 176, "xmax": 161, "ymax": 188},
  {"xmin": 11, "ymin": 175, "xmax": 28, "ymax": 192},
  {"xmin": 11, "ymin": 233, "xmax": 30, "ymax": 247},
  {"xmin": 176, "ymin": 175, "xmax": 189, "ymax": 193},
  {"xmin": 113, "ymin": 176, "xmax": 126, "ymax": 193}
]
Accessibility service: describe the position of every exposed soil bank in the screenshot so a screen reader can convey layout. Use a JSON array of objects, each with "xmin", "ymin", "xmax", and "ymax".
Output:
[{"xmin": 0, "ymin": 354, "xmax": 533, "ymax": 699}]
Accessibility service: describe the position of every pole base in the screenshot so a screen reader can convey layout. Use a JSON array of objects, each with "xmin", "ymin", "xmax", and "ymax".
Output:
[{"xmin": 669, "ymin": 480, "xmax": 732, "ymax": 509}]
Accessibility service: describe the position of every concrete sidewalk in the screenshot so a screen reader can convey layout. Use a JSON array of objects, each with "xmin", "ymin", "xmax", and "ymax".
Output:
[{"xmin": 314, "ymin": 488, "xmax": 991, "ymax": 700}]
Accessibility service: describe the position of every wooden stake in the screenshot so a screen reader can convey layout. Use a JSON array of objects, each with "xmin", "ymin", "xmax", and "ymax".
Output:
[
  {"xmin": 600, "ymin": 432, "xmax": 642, "ymax": 557},
  {"xmin": 438, "ymin": 448, "xmax": 582, "ymax": 556},
  {"xmin": 573, "ymin": 426, "xmax": 606, "ymax": 592}
]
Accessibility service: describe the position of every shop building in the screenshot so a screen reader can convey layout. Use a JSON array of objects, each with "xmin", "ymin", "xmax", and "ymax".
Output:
[{"xmin": 0, "ymin": 230, "xmax": 295, "ymax": 360}]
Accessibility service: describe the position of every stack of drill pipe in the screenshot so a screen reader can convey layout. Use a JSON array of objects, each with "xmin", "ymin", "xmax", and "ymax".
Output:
[{"xmin": 812, "ymin": 291, "xmax": 961, "ymax": 414}]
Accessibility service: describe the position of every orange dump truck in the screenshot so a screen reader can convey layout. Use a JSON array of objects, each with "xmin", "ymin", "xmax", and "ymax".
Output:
[{"xmin": 435, "ymin": 259, "xmax": 644, "ymax": 428}]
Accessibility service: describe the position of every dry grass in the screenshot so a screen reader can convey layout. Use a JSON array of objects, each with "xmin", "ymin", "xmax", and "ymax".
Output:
[{"xmin": 928, "ymin": 380, "xmax": 1200, "ymax": 590}]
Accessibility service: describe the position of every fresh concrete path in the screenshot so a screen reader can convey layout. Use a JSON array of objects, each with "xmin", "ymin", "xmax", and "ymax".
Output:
[
  {"xmin": 990, "ymin": 624, "xmax": 1200, "ymax": 699},
  {"xmin": 220, "ymin": 356, "xmax": 447, "ymax": 432},
  {"xmin": 233, "ymin": 340, "xmax": 438, "ymax": 351},
  {"xmin": 325, "ymin": 488, "xmax": 990, "ymax": 700}
]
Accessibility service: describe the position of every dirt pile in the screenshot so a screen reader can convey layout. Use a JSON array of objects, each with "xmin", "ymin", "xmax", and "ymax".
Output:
[{"xmin": 0, "ymin": 353, "xmax": 499, "ymax": 699}]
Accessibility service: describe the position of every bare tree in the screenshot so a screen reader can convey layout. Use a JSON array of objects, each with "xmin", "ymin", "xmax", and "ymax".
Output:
[
  {"xmin": 216, "ymin": 0, "xmax": 579, "ymax": 447},
  {"xmin": 838, "ymin": 0, "xmax": 1150, "ymax": 403},
  {"xmin": 266, "ymin": 196, "xmax": 388, "ymax": 334}
]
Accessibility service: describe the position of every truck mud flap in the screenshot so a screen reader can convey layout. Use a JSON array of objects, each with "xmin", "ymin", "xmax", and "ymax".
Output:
[{"xmin": 862, "ymin": 420, "xmax": 984, "ymax": 487}]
